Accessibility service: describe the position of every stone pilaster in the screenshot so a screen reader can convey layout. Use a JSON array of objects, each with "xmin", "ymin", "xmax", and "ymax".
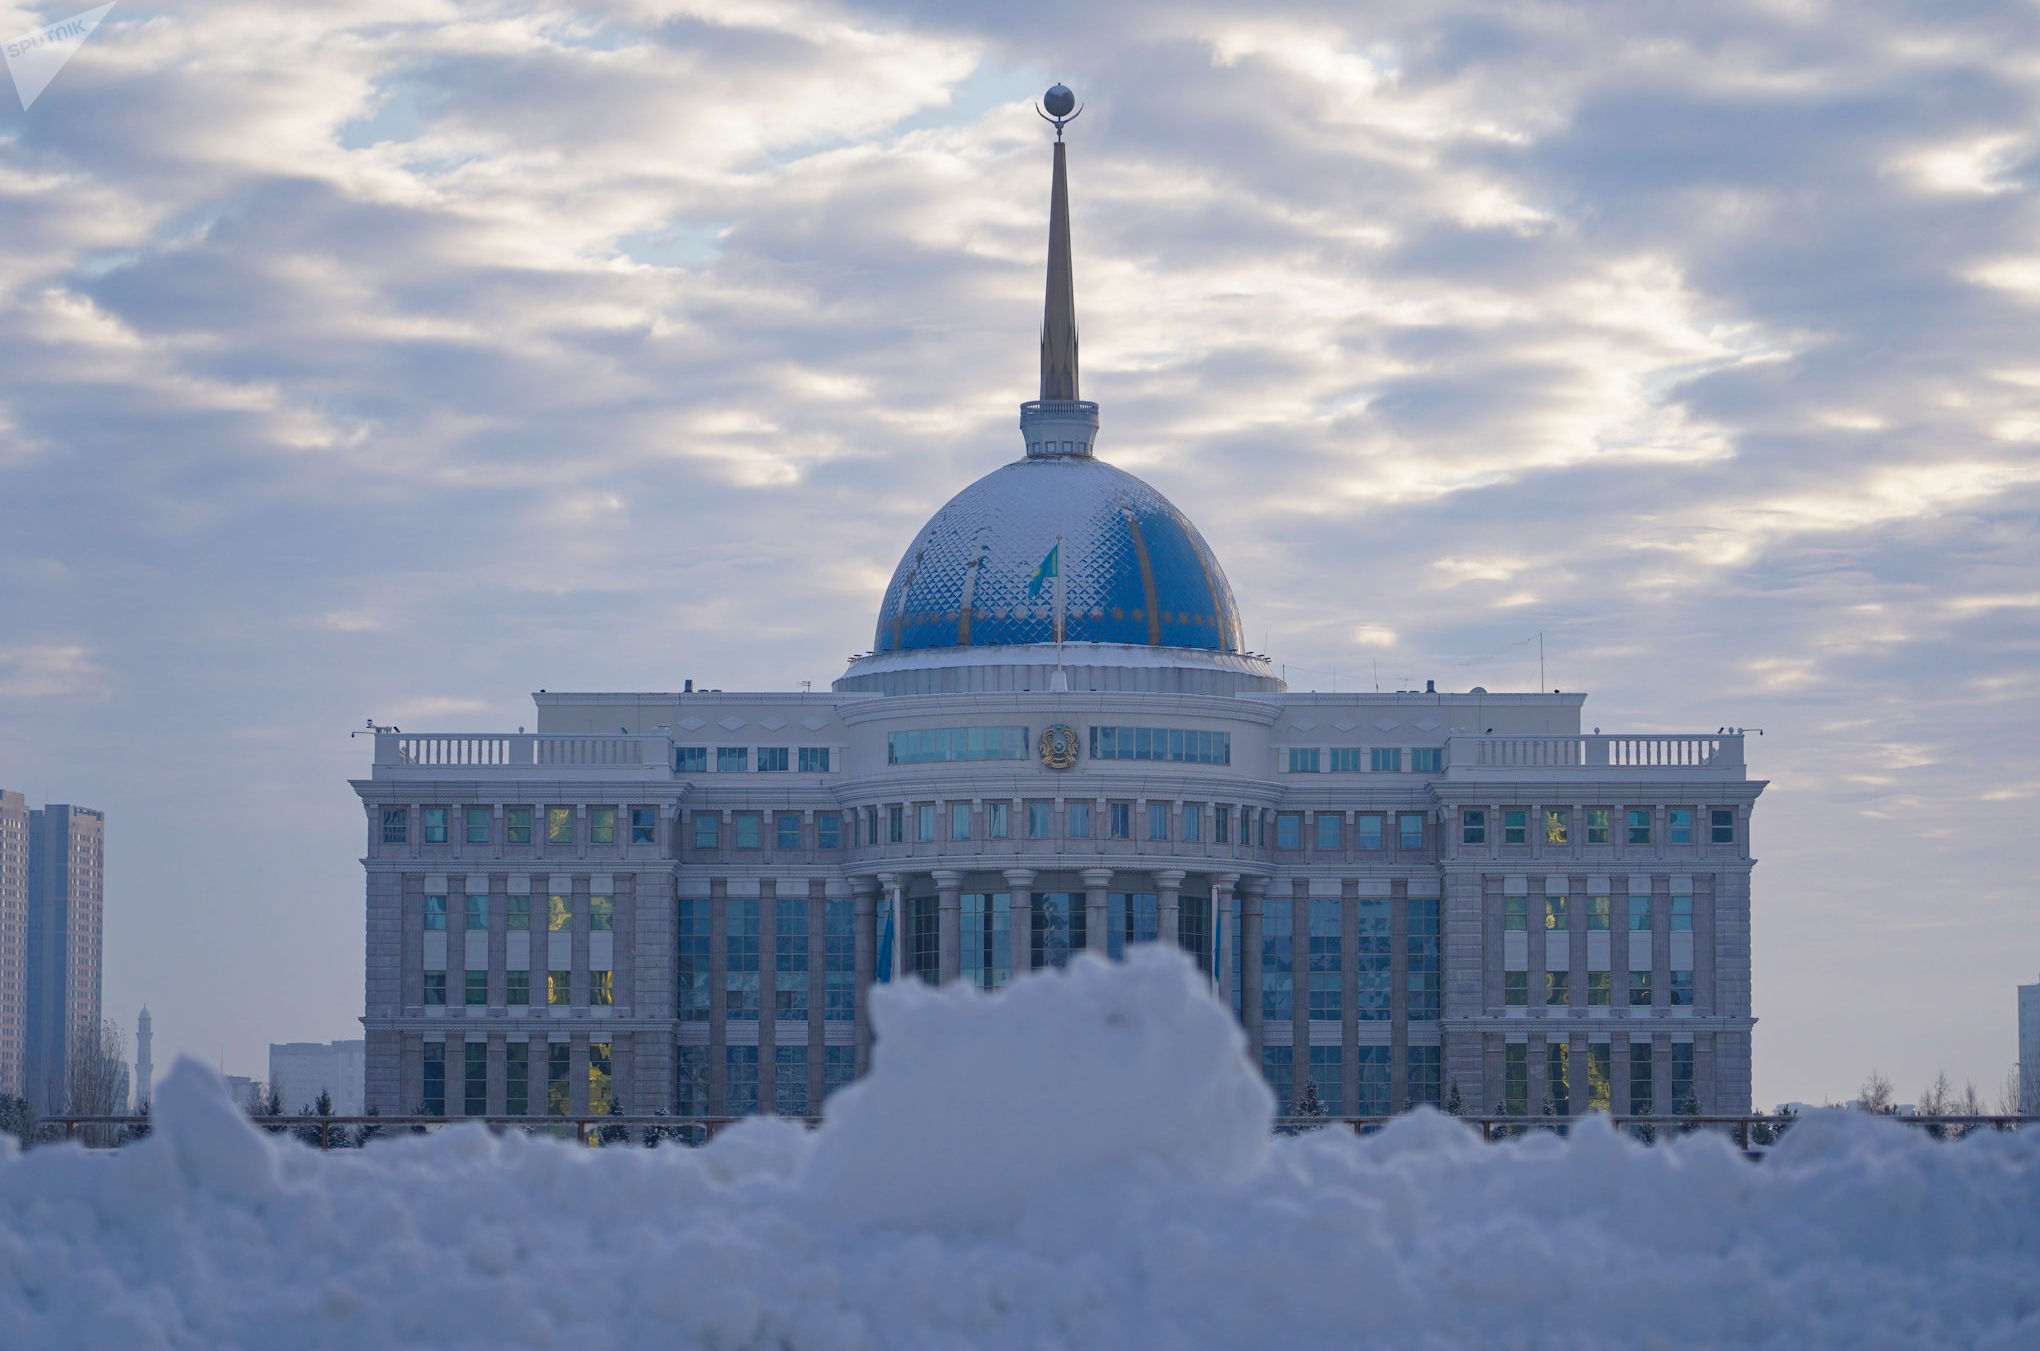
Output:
[
  {"xmin": 933, "ymin": 868, "xmax": 964, "ymax": 984},
  {"xmin": 1154, "ymin": 869, "xmax": 1186, "ymax": 949},
  {"xmin": 1082, "ymin": 868, "xmax": 1113, "ymax": 955}
]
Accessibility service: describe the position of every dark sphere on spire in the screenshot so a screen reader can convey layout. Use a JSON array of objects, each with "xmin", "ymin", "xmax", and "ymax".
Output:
[{"xmin": 1043, "ymin": 84, "xmax": 1076, "ymax": 117}]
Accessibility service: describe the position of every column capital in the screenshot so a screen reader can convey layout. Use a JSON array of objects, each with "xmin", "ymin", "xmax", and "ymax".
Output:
[
  {"xmin": 850, "ymin": 876, "xmax": 881, "ymax": 899},
  {"xmin": 1152, "ymin": 869, "xmax": 1187, "ymax": 890},
  {"xmin": 1002, "ymin": 868, "xmax": 1038, "ymax": 891},
  {"xmin": 1215, "ymin": 871, "xmax": 1242, "ymax": 890},
  {"xmin": 1080, "ymin": 867, "xmax": 1115, "ymax": 888},
  {"xmin": 876, "ymin": 871, "xmax": 901, "ymax": 890},
  {"xmin": 1239, "ymin": 875, "xmax": 1269, "ymax": 897},
  {"xmin": 930, "ymin": 869, "xmax": 965, "ymax": 890}
]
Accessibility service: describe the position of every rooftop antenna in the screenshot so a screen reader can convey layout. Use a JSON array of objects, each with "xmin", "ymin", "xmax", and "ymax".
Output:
[{"xmin": 1538, "ymin": 631, "xmax": 1545, "ymax": 692}]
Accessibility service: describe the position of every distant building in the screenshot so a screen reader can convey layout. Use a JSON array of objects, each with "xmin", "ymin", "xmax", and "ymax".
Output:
[
  {"xmin": 222, "ymin": 1074, "xmax": 261, "ymax": 1111},
  {"xmin": 0, "ymin": 790, "xmax": 27, "ymax": 1098},
  {"xmin": 134, "ymin": 1005, "xmax": 153, "ymax": 1110},
  {"xmin": 0, "ymin": 794, "xmax": 105, "ymax": 1111},
  {"xmin": 269, "ymin": 1040, "xmax": 365, "ymax": 1116},
  {"xmin": 2020, "ymin": 979, "xmax": 2040, "ymax": 1114}
]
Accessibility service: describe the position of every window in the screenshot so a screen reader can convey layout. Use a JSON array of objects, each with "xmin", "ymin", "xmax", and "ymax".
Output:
[
  {"xmin": 917, "ymin": 805, "xmax": 936, "ymax": 842},
  {"xmin": 588, "ymin": 807, "xmax": 616, "ymax": 844},
  {"xmin": 423, "ymin": 807, "xmax": 448, "ymax": 844},
  {"xmin": 1587, "ymin": 1044, "xmax": 1612, "ymax": 1113},
  {"xmin": 1311, "ymin": 1046, "xmax": 1345, "ymax": 1116},
  {"xmin": 466, "ymin": 895, "xmax": 488, "ymax": 930},
  {"xmin": 1261, "ymin": 902, "xmax": 1293, "ymax": 1021},
  {"xmin": 863, "ymin": 806, "xmax": 877, "ymax": 844},
  {"xmin": 692, "ymin": 813, "xmax": 719, "ymax": 849},
  {"xmin": 1546, "ymin": 894, "xmax": 1568, "ymax": 930},
  {"xmin": 631, "ymin": 807, "xmax": 656, "ymax": 844},
  {"xmin": 546, "ymin": 894, "xmax": 569, "ymax": 931},
  {"xmin": 1308, "ymin": 900, "xmax": 1341, "ymax": 1021},
  {"xmin": 1505, "ymin": 971, "xmax": 1527, "ymax": 1006},
  {"xmin": 1587, "ymin": 809, "xmax": 1610, "ymax": 845},
  {"xmin": 1628, "ymin": 896, "xmax": 1651, "ymax": 931},
  {"xmin": 757, "ymin": 747, "xmax": 789, "ymax": 772},
  {"xmin": 1628, "ymin": 809, "xmax": 1651, "ymax": 845},
  {"xmin": 1027, "ymin": 802, "xmax": 1051, "ymax": 838},
  {"xmin": 421, "ymin": 1043, "xmax": 445, "ymax": 1115},
  {"xmin": 1214, "ymin": 806, "xmax": 1230, "ymax": 844},
  {"xmin": 1546, "ymin": 970, "xmax": 1569, "ymax": 1006},
  {"xmin": 381, "ymin": 808, "xmax": 407, "ymax": 844},
  {"xmin": 1399, "ymin": 814, "xmax": 1424, "ymax": 850},
  {"xmin": 1461, "ymin": 809, "xmax": 1486, "ymax": 845},
  {"xmin": 1109, "ymin": 802, "xmax": 1132, "ymax": 840},
  {"xmin": 424, "ymin": 971, "xmax": 446, "ymax": 1006},
  {"xmin": 505, "ymin": 1041, "xmax": 528, "ymax": 1115},
  {"xmin": 1629, "ymin": 1042, "xmax": 1654, "ymax": 1115},
  {"xmin": 424, "ymin": 895, "xmax": 447, "ymax": 931},
  {"xmin": 1503, "ymin": 810, "xmax": 1527, "ymax": 845},
  {"xmin": 817, "ymin": 813, "xmax": 842, "ymax": 849},
  {"xmin": 1068, "ymin": 802, "xmax": 1092, "ymax": 838},
  {"xmin": 1672, "ymin": 1042, "xmax": 1695, "ymax": 1113},
  {"xmin": 725, "ymin": 1046, "xmax": 758, "ymax": 1116},
  {"xmin": 1136, "ymin": 802, "xmax": 1163, "ymax": 841},
  {"xmin": 735, "ymin": 813, "xmax": 761, "ymax": 849},
  {"xmin": 1032, "ymin": 893, "xmax": 1083, "ymax": 969},
  {"xmin": 1406, "ymin": 899, "xmax": 1440, "ymax": 1021},
  {"xmin": 1408, "ymin": 1045, "xmax": 1442, "ymax": 1108},
  {"xmin": 823, "ymin": 1046, "xmax": 855, "ymax": 1100},
  {"xmin": 678, "ymin": 899, "xmax": 711, "ymax": 1019},
  {"xmin": 1545, "ymin": 809, "xmax": 1569, "ymax": 845},
  {"xmin": 1329, "ymin": 748, "xmax": 1363, "ymax": 772},
  {"xmin": 675, "ymin": 1045, "xmax": 709, "ymax": 1115},
  {"xmin": 1670, "ymin": 970, "xmax": 1692, "ymax": 1007},
  {"xmin": 465, "ymin": 807, "xmax": 491, "ymax": 845},
  {"xmin": 777, "ymin": 813, "xmax": 802, "ymax": 850},
  {"xmin": 1671, "ymin": 896, "xmax": 1692, "ymax": 932},
  {"xmin": 1504, "ymin": 896, "xmax": 1527, "ymax": 931},
  {"xmin": 1357, "ymin": 897, "xmax": 1390, "ymax": 1021},
  {"xmin": 777, "ymin": 898, "xmax": 808, "ymax": 1020},
  {"xmin": 1548, "ymin": 1042, "xmax": 1571, "ymax": 1117},
  {"xmin": 547, "ymin": 808, "xmax": 572, "ymax": 844},
  {"xmin": 589, "ymin": 896, "xmax": 613, "ymax": 932},
  {"xmin": 886, "ymin": 727, "xmax": 1029, "ymax": 764},
  {"xmin": 1315, "ymin": 813, "xmax": 1340, "ymax": 850},
  {"xmin": 1504, "ymin": 1043, "xmax": 1528, "ymax": 1116},
  {"xmin": 507, "ymin": 806, "xmax": 533, "ymax": 844},
  {"xmin": 1587, "ymin": 895, "xmax": 1610, "ymax": 931},
  {"xmin": 1182, "ymin": 804, "xmax": 1201, "ymax": 842},
  {"xmin": 1629, "ymin": 970, "xmax": 1652, "ymax": 1005},
  {"xmin": 951, "ymin": 802, "xmax": 971, "ymax": 840},
  {"xmin": 675, "ymin": 746, "xmax": 707, "ymax": 772},
  {"xmin": 1669, "ymin": 809, "xmax": 1693, "ymax": 844},
  {"xmin": 588, "ymin": 1042, "xmax": 614, "ymax": 1115},
  {"xmin": 889, "ymin": 806, "xmax": 905, "ymax": 843},
  {"xmin": 906, "ymin": 895, "xmax": 939, "ymax": 984},
  {"xmin": 987, "ymin": 801, "xmax": 1009, "ymax": 839},
  {"xmin": 776, "ymin": 1045, "xmax": 808, "ymax": 1117},
  {"xmin": 1288, "ymin": 747, "xmax": 1320, "ymax": 773},
  {"xmin": 1371, "ymin": 748, "xmax": 1402, "ymax": 773},
  {"xmin": 507, "ymin": 895, "xmax": 530, "ymax": 931},
  {"xmin": 798, "ymin": 747, "xmax": 830, "ymax": 773},
  {"xmin": 507, "ymin": 969, "xmax": 529, "ymax": 1006},
  {"xmin": 961, "ymin": 892, "xmax": 1012, "ymax": 990},
  {"xmin": 823, "ymin": 898, "xmax": 856, "ymax": 1020},
  {"xmin": 548, "ymin": 969, "xmax": 572, "ymax": 1005},
  {"xmin": 466, "ymin": 969, "xmax": 487, "ymax": 1006},
  {"xmin": 726, "ymin": 899, "xmax": 759, "ymax": 1019},
  {"xmin": 1588, "ymin": 970, "xmax": 1611, "ymax": 1006},
  {"xmin": 717, "ymin": 747, "xmax": 748, "ymax": 772},
  {"xmin": 1275, "ymin": 813, "xmax": 1302, "ymax": 850},
  {"xmin": 1089, "ymin": 727, "xmax": 1232, "ymax": 765},
  {"xmin": 543, "ymin": 1043, "xmax": 569, "ymax": 1117},
  {"xmin": 1711, "ymin": 808, "xmax": 1735, "ymax": 844},
  {"xmin": 1411, "ymin": 747, "xmax": 1443, "ymax": 773}
]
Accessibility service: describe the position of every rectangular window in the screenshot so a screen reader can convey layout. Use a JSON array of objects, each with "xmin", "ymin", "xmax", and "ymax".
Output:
[
  {"xmin": 1628, "ymin": 895, "xmax": 1652, "ymax": 931},
  {"xmin": 823, "ymin": 1046, "xmax": 855, "ymax": 1100},
  {"xmin": 917, "ymin": 804, "xmax": 936, "ymax": 842},
  {"xmin": 1711, "ymin": 808, "xmax": 1735, "ymax": 844},
  {"xmin": 1357, "ymin": 897, "xmax": 1390, "ymax": 1021},
  {"xmin": 1288, "ymin": 747, "xmax": 1320, "ymax": 773},
  {"xmin": 1068, "ymin": 801, "xmax": 1092, "ymax": 838},
  {"xmin": 424, "ymin": 894, "xmax": 447, "ymax": 931},
  {"xmin": 776, "ymin": 1045, "xmax": 809, "ymax": 1117},
  {"xmin": 757, "ymin": 747, "xmax": 789, "ymax": 772},
  {"xmin": 864, "ymin": 806, "xmax": 878, "ymax": 844},
  {"xmin": 588, "ymin": 807, "xmax": 616, "ymax": 844},
  {"xmin": 1411, "ymin": 747, "xmax": 1443, "ymax": 773},
  {"xmin": 547, "ymin": 807, "xmax": 572, "ymax": 844},
  {"xmin": 1399, "ymin": 814, "xmax": 1424, "ymax": 850},
  {"xmin": 1545, "ymin": 809, "xmax": 1569, "ymax": 845},
  {"xmin": 1546, "ymin": 894, "xmax": 1568, "ymax": 930},
  {"xmin": 776, "ymin": 897, "xmax": 809, "ymax": 1020},
  {"xmin": 423, "ymin": 807, "xmax": 449, "ymax": 844},
  {"xmin": 1314, "ymin": 813, "xmax": 1340, "ymax": 850},
  {"xmin": 1345, "ymin": 814, "xmax": 1376, "ymax": 851},
  {"xmin": 1587, "ymin": 1044, "xmax": 1612, "ymax": 1113},
  {"xmin": 1628, "ymin": 809, "xmax": 1652, "ymax": 845},
  {"xmin": 678, "ymin": 899, "xmax": 712, "ymax": 1020},
  {"xmin": 717, "ymin": 747, "xmax": 748, "ymax": 773},
  {"xmin": 726, "ymin": 899, "xmax": 760, "ymax": 1019},
  {"xmin": 889, "ymin": 806, "xmax": 905, "ymax": 843},
  {"xmin": 1504, "ymin": 810, "xmax": 1527, "ymax": 845},
  {"xmin": 381, "ymin": 807, "xmax": 408, "ymax": 845},
  {"xmin": 548, "ymin": 894, "xmax": 570, "ymax": 931},
  {"xmin": 987, "ymin": 801, "xmax": 1009, "ymax": 839},
  {"xmin": 1546, "ymin": 970, "xmax": 1570, "ymax": 1006},
  {"xmin": 725, "ymin": 1046, "xmax": 759, "ymax": 1116},
  {"xmin": 1027, "ymin": 802, "xmax": 1051, "ymax": 838},
  {"xmin": 1670, "ymin": 970, "xmax": 1692, "ymax": 1006},
  {"xmin": 886, "ymin": 727, "xmax": 1030, "ymax": 764},
  {"xmin": 825, "ymin": 898, "xmax": 854, "ymax": 1021},
  {"xmin": 1032, "ymin": 893, "xmax": 1083, "ymax": 970},
  {"xmin": 951, "ymin": 802, "xmax": 972, "ymax": 840},
  {"xmin": 1669, "ymin": 808, "xmax": 1694, "ymax": 844},
  {"xmin": 1461, "ymin": 809, "xmax": 1486, "ymax": 845},
  {"xmin": 1586, "ymin": 808, "xmax": 1610, "ymax": 845},
  {"xmin": 1505, "ymin": 971, "xmax": 1527, "ymax": 1006},
  {"xmin": 1308, "ymin": 899, "xmax": 1341, "ymax": 1021},
  {"xmin": 588, "ymin": 1042, "xmax": 613, "ymax": 1116},
  {"xmin": 1261, "ymin": 902, "xmax": 1293, "ymax": 1022},
  {"xmin": 505, "ymin": 1041, "xmax": 528, "ymax": 1116},
  {"xmin": 548, "ymin": 969, "xmax": 572, "ymax": 1006},
  {"xmin": 675, "ymin": 1045, "xmax": 709, "ymax": 1115},
  {"xmin": 465, "ymin": 807, "xmax": 491, "ymax": 845},
  {"xmin": 675, "ymin": 746, "xmax": 707, "ymax": 772},
  {"xmin": 1215, "ymin": 805, "xmax": 1230, "ymax": 844},
  {"xmin": 466, "ymin": 894, "xmax": 489, "ymax": 931},
  {"xmin": 735, "ymin": 813, "xmax": 761, "ymax": 849},
  {"xmin": 466, "ymin": 969, "xmax": 488, "ymax": 1006},
  {"xmin": 1262, "ymin": 1045, "xmax": 1293, "ymax": 1115},
  {"xmin": 631, "ymin": 807, "xmax": 656, "ymax": 844},
  {"xmin": 1146, "ymin": 802, "xmax": 1168, "ymax": 841},
  {"xmin": 1629, "ymin": 969, "xmax": 1653, "ymax": 1005},
  {"xmin": 1630, "ymin": 1042, "xmax": 1654, "ymax": 1115},
  {"xmin": 776, "ymin": 812, "xmax": 802, "ymax": 850},
  {"xmin": 1089, "ymin": 727, "xmax": 1232, "ymax": 765},
  {"xmin": 1588, "ymin": 970, "xmax": 1611, "ymax": 1006},
  {"xmin": 817, "ymin": 813, "xmax": 842, "ymax": 849},
  {"xmin": 1182, "ymin": 804, "xmax": 1201, "ymax": 842},
  {"xmin": 798, "ymin": 747, "xmax": 830, "ymax": 773},
  {"xmin": 906, "ymin": 895, "xmax": 940, "ymax": 984},
  {"xmin": 1548, "ymin": 1042, "xmax": 1572, "ymax": 1117},
  {"xmin": 1275, "ymin": 813, "xmax": 1302, "ymax": 850},
  {"xmin": 1672, "ymin": 1043, "xmax": 1695, "ymax": 1113},
  {"xmin": 692, "ymin": 813, "xmax": 719, "ymax": 849},
  {"xmin": 1311, "ymin": 1046, "xmax": 1344, "ymax": 1117},
  {"xmin": 1328, "ymin": 748, "xmax": 1363, "ymax": 772},
  {"xmin": 507, "ymin": 806, "xmax": 533, "ymax": 844},
  {"xmin": 1504, "ymin": 896, "xmax": 1527, "ymax": 931},
  {"xmin": 424, "ymin": 971, "xmax": 446, "ymax": 1006},
  {"xmin": 1587, "ymin": 895, "xmax": 1610, "ymax": 930},
  {"xmin": 1408, "ymin": 1045, "xmax": 1442, "ymax": 1108},
  {"xmin": 1371, "ymin": 747, "xmax": 1402, "ymax": 773},
  {"xmin": 1504, "ymin": 1043, "xmax": 1528, "ymax": 1116},
  {"xmin": 507, "ymin": 969, "xmax": 529, "ymax": 1006},
  {"xmin": 548, "ymin": 1043, "xmax": 571, "ymax": 1117},
  {"xmin": 1671, "ymin": 895, "xmax": 1692, "ymax": 932},
  {"xmin": 422, "ymin": 1043, "xmax": 445, "ymax": 1115},
  {"xmin": 1109, "ymin": 802, "xmax": 1132, "ymax": 840},
  {"xmin": 589, "ymin": 896, "xmax": 613, "ymax": 932},
  {"xmin": 507, "ymin": 895, "xmax": 529, "ymax": 931},
  {"xmin": 961, "ymin": 892, "xmax": 1012, "ymax": 990},
  {"xmin": 1406, "ymin": 898, "xmax": 1440, "ymax": 1021}
]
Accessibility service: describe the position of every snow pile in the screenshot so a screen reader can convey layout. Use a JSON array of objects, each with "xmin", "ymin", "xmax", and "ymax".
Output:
[{"xmin": 0, "ymin": 950, "xmax": 2033, "ymax": 1350}]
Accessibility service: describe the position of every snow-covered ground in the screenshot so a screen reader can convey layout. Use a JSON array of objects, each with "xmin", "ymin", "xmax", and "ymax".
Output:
[{"xmin": 3, "ymin": 950, "xmax": 2035, "ymax": 1349}]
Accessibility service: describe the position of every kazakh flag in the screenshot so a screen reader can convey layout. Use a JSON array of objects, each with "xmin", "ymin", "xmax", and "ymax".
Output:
[{"xmin": 1028, "ymin": 543, "xmax": 1059, "ymax": 598}]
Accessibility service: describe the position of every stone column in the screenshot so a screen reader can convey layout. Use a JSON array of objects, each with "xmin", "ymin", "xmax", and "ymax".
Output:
[
  {"xmin": 1213, "ymin": 873, "xmax": 1241, "ymax": 988},
  {"xmin": 1082, "ymin": 868, "xmax": 1113, "ymax": 956},
  {"xmin": 851, "ymin": 878, "xmax": 878, "ymax": 1074},
  {"xmin": 1240, "ymin": 879, "xmax": 1266, "ymax": 1052},
  {"xmin": 1004, "ymin": 869, "xmax": 1037, "ymax": 982},
  {"xmin": 1154, "ymin": 869, "xmax": 1186, "ymax": 948},
  {"xmin": 933, "ymin": 868, "xmax": 964, "ymax": 984}
]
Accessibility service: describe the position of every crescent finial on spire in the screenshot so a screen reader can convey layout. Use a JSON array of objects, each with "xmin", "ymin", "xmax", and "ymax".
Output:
[{"xmin": 1039, "ymin": 85, "xmax": 1079, "ymax": 403}]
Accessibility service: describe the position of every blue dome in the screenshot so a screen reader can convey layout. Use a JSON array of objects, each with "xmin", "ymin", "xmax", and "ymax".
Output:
[{"xmin": 874, "ymin": 455, "xmax": 1246, "ymax": 655}]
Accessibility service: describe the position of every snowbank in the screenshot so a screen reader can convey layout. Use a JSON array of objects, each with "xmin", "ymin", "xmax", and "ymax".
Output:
[{"xmin": 1, "ymin": 949, "xmax": 2034, "ymax": 1349}]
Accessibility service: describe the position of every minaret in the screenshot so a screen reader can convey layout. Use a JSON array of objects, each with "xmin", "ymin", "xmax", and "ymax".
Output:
[
  {"xmin": 134, "ymin": 1005, "xmax": 151, "ymax": 1111},
  {"xmin": 1021, "ymin": 84, "xmax": 1100, "ymax": 461}
]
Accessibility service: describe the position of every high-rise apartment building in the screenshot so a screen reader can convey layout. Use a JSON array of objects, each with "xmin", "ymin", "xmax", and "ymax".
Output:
[
  {"xmin": 2020, "ymin": 979, "xmax": 2039, "ymax": 1115},
  {"xmin": 24, "ymin": 802, "xmax": 105, "ymax": 1112},
  {"xmin": 0, "ymin": 790, "xmax": 27, "ymax": 1098}
]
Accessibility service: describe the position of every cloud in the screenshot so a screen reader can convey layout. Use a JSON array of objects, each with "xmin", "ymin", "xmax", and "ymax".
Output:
[{"xmin": 0, "ymin": 642, "xmax": 108, "ymax": 699}]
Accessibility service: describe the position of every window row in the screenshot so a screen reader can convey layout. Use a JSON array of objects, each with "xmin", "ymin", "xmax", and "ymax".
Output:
[
  {"xmin": 675, "ymin": 746, "xmax": 833, "ymax": 773},
  {"xmin": 677, "ymin": 898, "xmax": 857, "ymax": 1023},
  {"xmin": 1460, "ymin": 807, "xmax": 1736, "ymax": 847},
  {"xmin": 1500, "ymin": 1039, "xmax": 1696, "ymax": 1116},
  {"xmin": 697, "ymin": 801, "xmax": 1276, "ymax": 850},
  {"xmin": 418, "ymin": 1040, "xmax": 614, "ymax": 1117},
  {"xmin": 1502, "ymin": 894, "xmax": 1695, "ymax": 932},
  {"xmin": 674, "ymin": 1043, "xmax": 857, "ymax": 1117},
  {"xmin": 1089, "ymin": 726, "xmax": 1231, "ymax": 765},
  {"xmin": 1260, "ymin": 1043, "xmax": 1443, "ymax": 1116},
  {"xmin": 1288, "ymin": 747, "xmax": 1445, "ymax": 774},
  {"xmin": 423, "ymin": 892, "xmax": 613, "ymax": 932},
  {"xmin": 1273, "ymin": 811, "xmax": 1426, "ymax": 852},
  {"xmin": 387, "ymin": 805, "xmax": 658, "ymax": 847},
  {"xmin": 1502, "ymin": 969, "xmax": 1696, "ymax": 1007},
  {"xmin": 885, "ymin": 727, "xmax": 1029, "ymax": 765},
  {"xmin": 1257, "ymin": 898, "xmax": 1441, "ymax": 1023},
  {"xmin": 422, "ymin": 967, "xmax": 614, "ymax": 1008}
]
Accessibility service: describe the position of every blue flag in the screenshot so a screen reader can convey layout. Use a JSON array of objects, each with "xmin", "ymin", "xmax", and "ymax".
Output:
[
  {"xmin": 1028, "ymin": 543, "xmax": 1059, "ymax": 598},
  {"xmin": 875, "ymin": 893, "xmax": 895, "ymax": 984}
]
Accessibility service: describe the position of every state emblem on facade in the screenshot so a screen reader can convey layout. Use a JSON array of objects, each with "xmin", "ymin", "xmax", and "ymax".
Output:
[{"xmin": 1039, "ymin": 724, "xmax": 1080, "ymax": 769}]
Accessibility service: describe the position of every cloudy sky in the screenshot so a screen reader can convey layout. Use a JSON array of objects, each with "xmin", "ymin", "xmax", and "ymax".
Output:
[{"xmin": 3, "ymin": 0, "xmax": 2037, "ymax": 1109}]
